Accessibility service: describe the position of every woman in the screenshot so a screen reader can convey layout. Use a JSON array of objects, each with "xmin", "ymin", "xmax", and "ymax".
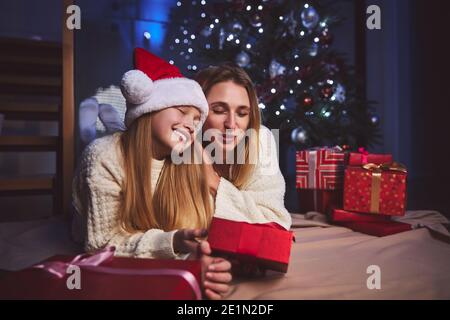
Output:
[{"xmin": 196, "ymin": 64, "xmax": 292, "ymax": 231}]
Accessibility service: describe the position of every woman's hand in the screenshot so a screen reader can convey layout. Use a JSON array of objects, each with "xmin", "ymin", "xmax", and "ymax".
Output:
[{"xmin": 195, "ymin": 241, "xmax": 232, "ymax": 300}]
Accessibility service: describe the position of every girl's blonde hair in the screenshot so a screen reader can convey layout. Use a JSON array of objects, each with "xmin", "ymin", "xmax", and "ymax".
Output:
[
  {"xmin": 119, "ymin": 113, "xmax": 212, "ymax": 233},
  {"xmin": 195, "ymin": 64, "xmax": 261, "ymax": 189}
]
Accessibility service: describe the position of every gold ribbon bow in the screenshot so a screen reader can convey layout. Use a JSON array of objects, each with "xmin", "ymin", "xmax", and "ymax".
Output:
[{"xmin": 361, "ymin": 162, "xmax": 407, "ymax": 213}]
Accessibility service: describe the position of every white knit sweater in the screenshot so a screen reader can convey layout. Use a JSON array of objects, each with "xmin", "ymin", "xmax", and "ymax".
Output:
[{"xmin": 72, "ymin": 126, "xmax": 291, "ymax": 259}]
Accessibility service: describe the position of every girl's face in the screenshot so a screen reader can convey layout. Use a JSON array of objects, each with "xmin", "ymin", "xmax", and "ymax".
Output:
[
  {"xmin": 203, "ymin": 81, "xmax": 251, "ymax": 153},
  {"xmin": 151, "ymin": 105, "xmax": 201, "ymax": 159}
]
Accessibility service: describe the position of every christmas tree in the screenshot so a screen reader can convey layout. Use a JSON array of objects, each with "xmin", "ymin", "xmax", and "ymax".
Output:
[{"xmin": 164, "ymin": 0, "xmax": 380, "ymax": 149}]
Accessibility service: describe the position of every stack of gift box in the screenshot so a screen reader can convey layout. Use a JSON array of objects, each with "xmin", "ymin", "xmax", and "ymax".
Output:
[{"xmin": 296, "ymin": 147, "xmax": 412, "ymax": 237}]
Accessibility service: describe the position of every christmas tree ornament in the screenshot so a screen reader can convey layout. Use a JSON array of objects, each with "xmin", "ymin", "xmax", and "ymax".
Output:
[
  {"xmin": 301, "ymin": 6, "xmax": 320, "ymax": 30},
  {"xmin": 320, "ymin": 107, "xmax": 332, "ymax": 118},
  {"xmin": 230, "ymin": 21, "xmax": 243, "ymax": 33},
  {"xmin": 250, "ymin": 13, "xmax": 263, "ymax": 27},
  {"xmin": 308, "ymin": 43, "xmax": 319, "ymax": 56},
  {"xmin": 332, "ymin": 83, "xmax": 346, "ymax": 103},
  {"xmin": 301, "ymin": 94, "xmax": 314, "ymax": 108},
  {"xmin": 235, "ymin": 51, "xmax": 250, "ymax": 67},
  {"xmin": 320, "ymin": 84, "xmax": 333, "ymax": 99},
  {"xmin": 201, "ymin": 25, "xmax": 213, "ymax": 37},
  {"xmin": 291, "ymin": 127, "xmax": 308, "ymax": 144},
  {"xmin": 269, "ymin": 60, "xmax": 286, "ymax": 79}
]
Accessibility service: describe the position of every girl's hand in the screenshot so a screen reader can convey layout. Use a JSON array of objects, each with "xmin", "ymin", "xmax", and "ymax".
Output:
[
  {"xmin": 173, "ymin": 228, "xmax": 208, "ymax": 254},
  {"xmin": 195, "ymin": 241, "xmax": 232, "ymax": 300}
]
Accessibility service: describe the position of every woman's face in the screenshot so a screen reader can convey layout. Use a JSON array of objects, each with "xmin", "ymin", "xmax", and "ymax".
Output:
[
  {"xmin": 203, "ymin": 81, "xmax": 251, "ymax": 154},
  {"xmin": 151, "ymin": 105, "xmax": 201, "ymax": 158}
]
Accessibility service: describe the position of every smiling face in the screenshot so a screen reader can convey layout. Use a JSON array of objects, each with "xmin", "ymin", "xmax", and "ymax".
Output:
[
  {"xmin": 150, "ymin": 105, "xmax": 201, "ymax": 159},
  {"xmin": 202, "ymin": 81, "xmax": 251, "ymax": 154}
]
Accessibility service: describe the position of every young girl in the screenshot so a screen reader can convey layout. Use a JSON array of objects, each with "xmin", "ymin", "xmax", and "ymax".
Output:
[
  {"xmin": 72, "ymin": 48, "xmax": 231, "ymax": 299},
  {"xmin": 196, "ymin": 64, "xmax": 292, "ymax": 231}
]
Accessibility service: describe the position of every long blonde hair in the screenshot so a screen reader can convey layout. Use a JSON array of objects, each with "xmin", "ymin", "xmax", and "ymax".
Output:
[
  {"xmin": 119, "ymin": 113, "xmax": 212, "ymax": 233},
  {"xmin": 195, "ymin": 64, "xmax": 261, "ymax": 189}
]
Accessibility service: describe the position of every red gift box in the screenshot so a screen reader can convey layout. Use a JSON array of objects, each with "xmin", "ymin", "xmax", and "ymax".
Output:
[
  {"xmin": 296, "ymin": 147, "xmax": 346, "ymax": 214},
  {"xmin": 348, "ymin": 148, "xmax": 393, "ymax": 166},
  {"xmin": 207, "ymin": 217, "xmax": 293, "ymax": 273},
  {"xmin": 329, "ymin": 208, "xmax": 391, "ymax": 223},
  {"xmin": 296, "ymin": 147, "xmax": 346, "ymax": 190},
  {"xmin": 0, "ymin": 247, "xmax": 202, "ymax": 300},
  {"xmin": 336, "ymin": 221, "xmax": 412, "ymax": 237},
  {"xmin": 343, "ymin": 162, "xmax": 407, "ymax": 216}
]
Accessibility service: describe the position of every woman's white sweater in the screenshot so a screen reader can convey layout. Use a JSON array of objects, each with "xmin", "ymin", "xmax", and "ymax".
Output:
[{"xmin": 72, "ymin": 126, "xmax": 292, "ymax": 259}]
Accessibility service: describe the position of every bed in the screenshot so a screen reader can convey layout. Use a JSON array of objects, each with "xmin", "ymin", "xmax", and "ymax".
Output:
[{"xmin": 1, "ymin": 211, "xmax": 449, "ymax": 299}]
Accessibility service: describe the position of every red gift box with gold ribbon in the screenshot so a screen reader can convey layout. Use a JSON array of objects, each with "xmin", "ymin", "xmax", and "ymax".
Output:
[
  {"xmin": 0, "ymin": 247, "xmax": 203, "ymax": 300},
  {"xmin": 343, "ymin": 162, "xmax": 408, "ymax": 216},
  {"xmin": 207, "ymin": 217, "xmax": 294, "ymax": 273}
]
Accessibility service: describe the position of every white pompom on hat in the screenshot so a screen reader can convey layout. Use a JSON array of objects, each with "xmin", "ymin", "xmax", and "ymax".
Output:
[{"xmin": 120, "ymin": 48, "xmax": 208, "ymax": 128}]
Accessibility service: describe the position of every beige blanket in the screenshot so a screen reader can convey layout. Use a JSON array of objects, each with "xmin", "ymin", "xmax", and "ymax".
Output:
[
  {"xmin": 225, "ymin": 212, "xmax": 450, "ymax": 300},
  {"xmin": 1, "ymin": 212, "xmax": 449, "ymax": 299}
]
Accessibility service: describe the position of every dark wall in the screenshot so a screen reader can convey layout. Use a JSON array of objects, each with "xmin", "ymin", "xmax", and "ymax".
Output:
[
  {"xmin": 362, "ymin": 0, "xmax": 450, "ymax": 216},
  {"xmin": 408, "ymin": 0, "xmax": 450, "ymax": 215},
  {"xmin": 74, "ymin": 0, "xmax": 176, "ymax": 104},
  {"xmin": 0, "ymin": 0, "xmax": 62, "ymax": 41}
]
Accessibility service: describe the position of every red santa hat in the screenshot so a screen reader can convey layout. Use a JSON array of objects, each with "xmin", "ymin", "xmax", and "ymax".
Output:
[{"xmin": 120, "ymin": 48, "xmax": 208, "ymax": 128}]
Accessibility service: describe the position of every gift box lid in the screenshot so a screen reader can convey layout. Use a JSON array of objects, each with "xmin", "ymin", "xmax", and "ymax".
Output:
[
  {"xmin": 207, "ymin": 217, "xmax": 294, "ymax": 273},
  {"xmin": 0, "ymin": 249, "xmax": 203, "ymax": 300},
  {"xmin": 347, "ymin": 150, "xmax": 393, "ymax": 166}
]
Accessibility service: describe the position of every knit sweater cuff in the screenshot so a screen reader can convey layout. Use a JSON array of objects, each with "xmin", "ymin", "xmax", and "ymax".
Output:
[{"xmin": 138, "ymin": 229, "xmax": 179, "ymax": 259}]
